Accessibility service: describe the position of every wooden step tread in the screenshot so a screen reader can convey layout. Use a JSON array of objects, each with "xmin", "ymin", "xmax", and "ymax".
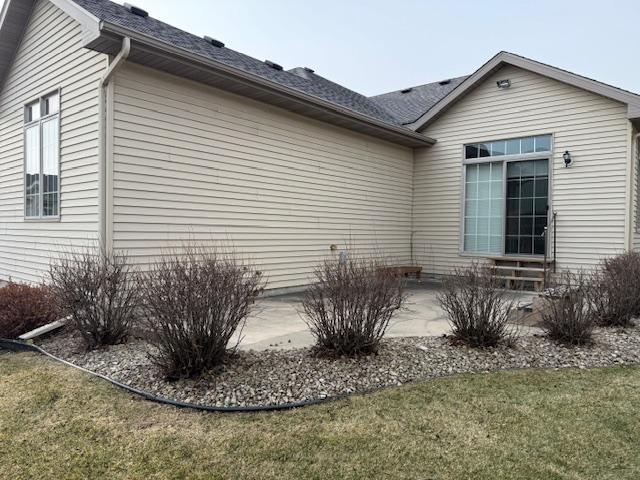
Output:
[
  {"xmin": 487, "ymin": 255, "xmax": 554, "ymax": 264},
  {"xmin": 490, "ymin": 266, "xmax": 546, "ymax": 273},
  {"xmin": 494, "ymin": 276, "xmax": 544, "ymax": 282}
]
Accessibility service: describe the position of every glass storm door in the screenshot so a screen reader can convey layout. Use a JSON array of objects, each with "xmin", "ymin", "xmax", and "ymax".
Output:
[{"xmin": 505, "ymin": 159, "xmax": 548, "ymax": 255}]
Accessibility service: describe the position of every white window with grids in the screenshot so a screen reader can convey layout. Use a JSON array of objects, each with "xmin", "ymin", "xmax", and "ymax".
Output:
[
  {"xmin": 24, "ymin": 91, "xmax": 60, "ymax": 219},
  {"xmin": 464, "ymin": 162, "xmax": 504, "ymax": 254},
  {"xmin": 462, "ymin": 134, "xmax": 552, "ymax": 255}
]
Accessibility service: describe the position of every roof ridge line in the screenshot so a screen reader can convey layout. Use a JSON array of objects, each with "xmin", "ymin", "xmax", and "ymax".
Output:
[{"xmin": 369, "ymin": 75, "xmax": 470, "ymax": 99}]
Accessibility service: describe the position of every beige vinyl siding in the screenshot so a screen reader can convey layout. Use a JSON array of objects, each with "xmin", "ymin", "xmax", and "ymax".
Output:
[
  {"xmin": 111, "ymin": 63, "xmax": 413, "ymax": 290},
  {"xmin": 0, "ymin": 0, "xmax": 107, "ymax": 283},
  {"xmin": 413, "ymin": 64, "xmax": 630, "ymax": 275}
]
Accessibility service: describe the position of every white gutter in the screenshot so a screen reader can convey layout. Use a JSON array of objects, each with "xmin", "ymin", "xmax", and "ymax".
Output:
[
  {"xmin": 98, "ymin": 37, "xmax": 130, "ymax": 250},
  {"xmin": 96, "ymin": 22, "xmax": 435, "ymax": 147}
]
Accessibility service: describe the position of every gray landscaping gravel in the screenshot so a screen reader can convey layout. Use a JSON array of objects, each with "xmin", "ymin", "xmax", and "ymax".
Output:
[{"xmin": 36, "ymin": 326, "xmax": 640, "ymax": 408}]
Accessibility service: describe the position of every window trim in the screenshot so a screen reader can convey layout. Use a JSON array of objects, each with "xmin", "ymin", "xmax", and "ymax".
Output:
[
  {"xmin": 464, "ymin": 134, "xmax": 553, "ymax": 160},
  {"xmin": 23, "ymin": 88, "xmax": 61, "ymax": 221},
  {"xmin": 459, "ymin": 134, "xmax": 554, "ymax": 257}
]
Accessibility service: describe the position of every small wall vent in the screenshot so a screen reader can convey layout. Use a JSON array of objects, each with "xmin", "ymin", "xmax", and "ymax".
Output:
[
  {"xmin": 204, "ymin": 36, "xmax": 225, "ymax": 48},
  {"xmin": 123, "ymin": 3, "xmax": 148, "ymax": 18},
  {"xmin": 264, "ymin": 60, "xmax": 283, "ymax": 71}
]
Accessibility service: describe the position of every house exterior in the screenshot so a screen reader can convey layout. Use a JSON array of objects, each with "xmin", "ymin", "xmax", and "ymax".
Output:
[{"xmin": 1, "ymin": 0, "xmax": 639, "ymax": 291}]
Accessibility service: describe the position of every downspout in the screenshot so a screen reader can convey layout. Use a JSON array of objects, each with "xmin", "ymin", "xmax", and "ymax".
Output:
[{"xmin": 98, "ymin": 37, "xmax": 130, "ymax": 250}]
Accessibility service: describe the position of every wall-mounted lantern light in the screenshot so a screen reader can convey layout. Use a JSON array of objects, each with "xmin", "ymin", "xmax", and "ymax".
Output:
[
  {"xmin": 496, "ymin": 79, "xmax": 511, "ymax": 89},
  {"xmin": 563, "ymin": 150, "xmax": 572, "ymax": 167}
]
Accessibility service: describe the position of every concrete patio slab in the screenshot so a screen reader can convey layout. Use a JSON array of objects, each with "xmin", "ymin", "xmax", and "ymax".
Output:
[{"xmin": 233, "ymin": 281, "xmax": 539, "ymax": 351}]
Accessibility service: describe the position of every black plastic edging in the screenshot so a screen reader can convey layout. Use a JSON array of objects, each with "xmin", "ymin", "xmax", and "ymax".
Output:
[
  {"xmin": 7, "ymin": 338, "xmax": 630, "ymax": 414},
  {"xmin": 0, "ymin": 338, "xmax": 348, "ymax": 413}
]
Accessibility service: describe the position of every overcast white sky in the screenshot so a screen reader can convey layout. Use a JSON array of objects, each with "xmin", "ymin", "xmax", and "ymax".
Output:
[{"xmin": 62, "ymin": 0, "xmax": 640, "ymax": 96}]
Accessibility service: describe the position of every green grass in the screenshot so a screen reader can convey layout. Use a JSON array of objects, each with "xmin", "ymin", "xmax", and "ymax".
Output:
[{"xmin": 1, "ymin": 353, "xmax": 640, "ymax": 479}]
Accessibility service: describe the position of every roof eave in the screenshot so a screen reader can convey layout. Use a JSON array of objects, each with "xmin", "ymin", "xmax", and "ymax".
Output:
[
  {"xmin": 0, "ymin": 0, "xmax": 433, "ymax": 147},
  {"xmin": 90, "ymin": 22, "xmax": 435, "ymax": 148},
  {"xmin": 0, "ymin": 0, "xmax": 36, "ymax": 91},
  {"xmin": 0, "ymin": 0, "xmax": 105, "ymax": 92},
  {"xmin": 50, "ymin": 0, "xmax": 101, "ymax": 40},
  {"xmin": 628, "ymin": 104, "xmax": 640, "ymax": 122}
]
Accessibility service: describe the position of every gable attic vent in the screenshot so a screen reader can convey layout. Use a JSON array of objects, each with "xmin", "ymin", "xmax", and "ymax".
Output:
[
  {"xmin": 203, "ymin": 36, "xmax": 225, "ymax": 48},
  {"xmin": 438, "ymin": 79, "xmax": 451, "ymax": 86},
  {"xmin": 123, "ymin": 3, "xmax": 149, "ymax": 18},
  {"xmin": 264, "ymin": 60, "xmax": 283, "ymax": 71},
  {"xmin": 400, "ymin": 87, "xmax": 413, "ymax": 94}
]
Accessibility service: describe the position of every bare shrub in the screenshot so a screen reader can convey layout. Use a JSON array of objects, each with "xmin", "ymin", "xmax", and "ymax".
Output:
[
  {"xmin": 540, "ymin": 272, "xmax": 594, "ymax": 345},
  {"xmin": 301, "ymin": 256, "xmax": 407, "ymax": 355},
  {"xmin": 140, "ymin": 246, "xmax": 265, "ymax": 379},
  {"xmin": 437, "ymin": 263, "xmax": 515, "ymax": 347},
  {"xmin": 0, "ymin": 283, "xmax": 60, "ymax": 339},
  {"xmin": 49, "ymin": 248, "xmax": 140, "ymax": 349},
  {"xmin": 588, "ymin": 251, "xmax": 640, "ymax": 327}
]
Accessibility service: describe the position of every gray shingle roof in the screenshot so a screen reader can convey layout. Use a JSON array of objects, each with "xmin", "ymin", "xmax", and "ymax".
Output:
[
  {"xmin": 286, "ymin": 67, "xmax": 401, "ymax": 122},
  {"xmin": 370, "ymin": 76, "xmax": 469, "ymax": 125},
  {"xmin": 71, "ymin": 0, "xmax": 402, "ymax": 125}
]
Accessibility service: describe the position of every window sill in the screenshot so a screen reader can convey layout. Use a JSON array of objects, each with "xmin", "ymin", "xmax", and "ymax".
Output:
[
  {"xmin": 459, "ymin": 251, "xmax": 501, "ymax": 258},
  {"xmin": 24, "ymin": 216, "xmax": 61, "ymax": 223},
  {"xmin": 459, "ymin": 251, "xmax": 546, "ymax": 260}
]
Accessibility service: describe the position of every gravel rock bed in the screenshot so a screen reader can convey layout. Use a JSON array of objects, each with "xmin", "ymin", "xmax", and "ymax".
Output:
[{"xmin": 36, "ymin": 326, "xmax": 640, "ymax": 408}]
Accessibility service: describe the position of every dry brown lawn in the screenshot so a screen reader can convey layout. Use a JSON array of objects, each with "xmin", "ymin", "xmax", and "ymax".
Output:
[{"xmin": 1, "ymin": 352, "xmax": 639, "ymax": 479}]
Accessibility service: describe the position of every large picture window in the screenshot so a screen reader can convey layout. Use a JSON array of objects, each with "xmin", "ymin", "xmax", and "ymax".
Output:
[
  {"xmin": 462, "ymin": 135, "xmax": 551, "ymax": 256},
  {"xmin": 24, "ymin": 91, "xmax": 59, "ymax": 219},
  {"xmin": 464, "ymin": 162, "xmax": 503, "ymax": 254}
]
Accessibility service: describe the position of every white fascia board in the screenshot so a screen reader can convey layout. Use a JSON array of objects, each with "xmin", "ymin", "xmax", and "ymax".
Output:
[{"xmin": 411, "ymin": 51, "xmax": 640, "ymax": 132}]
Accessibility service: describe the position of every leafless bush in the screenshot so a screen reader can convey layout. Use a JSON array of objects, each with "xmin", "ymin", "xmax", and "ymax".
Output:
[
  {"xmin": 49, "ymin": 248, "xmax": 140, "ymax": 350},
  {"xmin": 588, "ymin": 251, "xmax": 640, "ymax": 327},
  {"xmin": 0, "ymin": 283, "xmax": 61, "ymax": 339},
  {"xmin": 140, "ymin": 246, "xmax": 265, "ymax": 379},
  {"xmin": 540, "ymin": 272, "xmax": 594, "ymax": 345},
  {"xmin": 437, "ymin": 263, "xmax": 515, "ymax": 347},
  {"xmin": 301, "ymin": 256, "xmax": 407, "ymax": 355}
]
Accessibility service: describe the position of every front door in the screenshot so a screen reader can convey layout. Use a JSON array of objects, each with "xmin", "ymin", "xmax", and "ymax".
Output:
[{"xmin": 505, "ymin": 159, "xmax": 549, "ymax": 255}]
